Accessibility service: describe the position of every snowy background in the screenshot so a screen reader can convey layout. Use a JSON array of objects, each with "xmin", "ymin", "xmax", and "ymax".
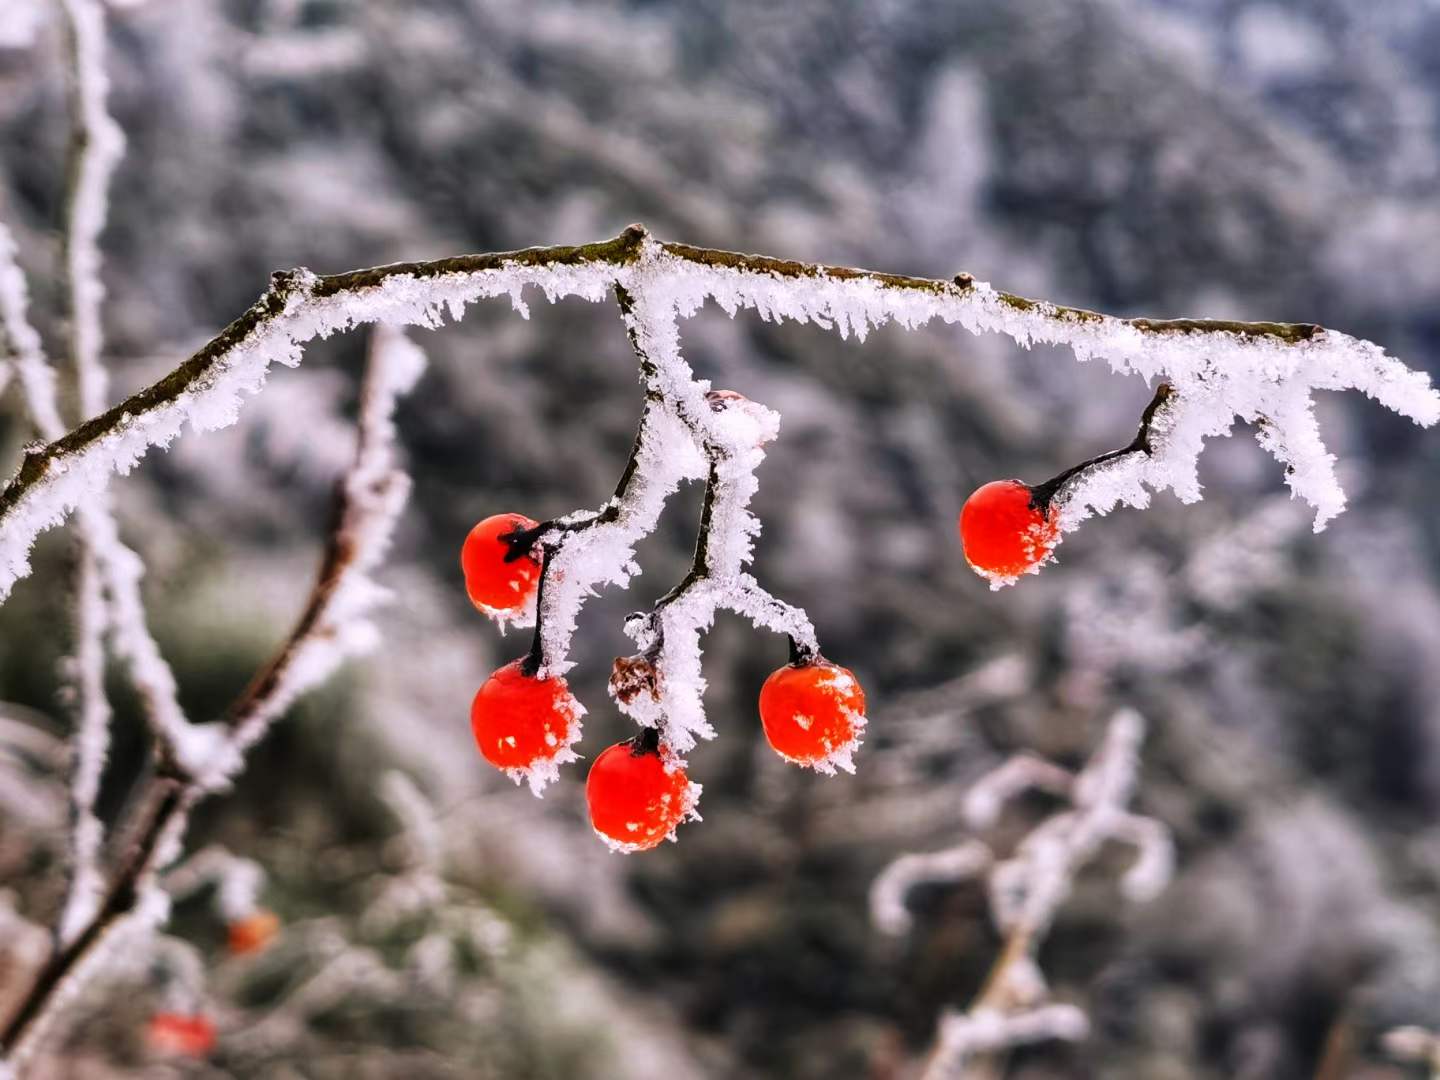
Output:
[{"xmin": 3, "ymin": 1, "xmax": 1440, "ymax": 1077}]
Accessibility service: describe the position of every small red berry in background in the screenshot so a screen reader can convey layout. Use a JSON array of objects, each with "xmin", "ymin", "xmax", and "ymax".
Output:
[
  {"xmin": 226, "ymin": 908, "xmax": 280, "ymax": 956},
  {"xmin": 586, "ymin": 735, "xmax": 699, "ymax": 852},
  {"xmin": 758, "ymin": 658, "xmax": 867, "ymax": 773},
  {"xmin": 145, "ymin": 1013, "xmax": 216, "ymax": 1057},
  {"xmin": 471, "ymin": 659, "xmax": 584, "ymax": 787},
  {"xmin": 958, "ymin": 479, "xmax": 1060, "ymax": 583},
  {"xmin": 460, "ymin": 513, "xmax": 542, "ymax": 617}
]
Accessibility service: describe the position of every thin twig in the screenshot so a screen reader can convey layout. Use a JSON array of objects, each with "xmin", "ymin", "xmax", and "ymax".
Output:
[{"xmin": 57, "ymin": 0, "xmax": 124, "ymax": 424}]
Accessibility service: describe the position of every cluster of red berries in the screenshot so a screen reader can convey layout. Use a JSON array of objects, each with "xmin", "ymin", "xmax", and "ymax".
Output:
[
  {"xmin": 462, "ymin": 514, "xmax": 867, "ymax": 851},
  {"xmin": 958, "ymin": 479, "xmax": 1061, "ymax": 583}
]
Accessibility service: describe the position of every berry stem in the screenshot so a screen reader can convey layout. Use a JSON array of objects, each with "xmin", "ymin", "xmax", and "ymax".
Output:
[
  {"xmin": 1029, "ymin": 383, "xmax": 1174, "ymax": 512},
  {"xmin": 634, "ymin": 726, "xmax": 661, "ymax": 755},
  {"xmin": 499, "ymin": 405, "xmax": 658, "ymax": 566},
  {"xmin": 787, "ymin": 635, "xmax": 814, "ymax": 666},
  {"xmin": 520, "ymin": 547, "xmax": 552, "ymax": 678}
]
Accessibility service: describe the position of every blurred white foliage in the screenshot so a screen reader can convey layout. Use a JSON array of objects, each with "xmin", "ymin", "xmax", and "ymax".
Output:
[
  {"xmin": 365, "ymin": 771, "xmax": 447, "ymax": 931},
  {"xmin": 871, "ymin": 709, "xmax": 1173, "ymax": 1076},
  {"xmin": 0, "ymin": 709, "xmax": 67, "ymax": 829},
  {"xmin": 1383, "ymin": 1025, "xmax": 1440, "ymax": 1078},
  {"xmin": 929, "ymin": 1004, "xmax": 1091, "ymax": 1075},
  {"xmin": 0, "ymin": 0, "xmax": 47, "ymax": 49},
  {"xmin": 1062, "ymin": 496, "xmax": 1307, "ymax": 690}
]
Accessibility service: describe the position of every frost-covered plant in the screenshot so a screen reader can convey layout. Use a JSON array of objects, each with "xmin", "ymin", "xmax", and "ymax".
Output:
[
  {"xmin": 870, "ymin": 709, "xmax": 1172, "ymax": 1079},
  {"xmin": 1, "ymin": 2, "xmax": 1438, "ymax": 1074}
]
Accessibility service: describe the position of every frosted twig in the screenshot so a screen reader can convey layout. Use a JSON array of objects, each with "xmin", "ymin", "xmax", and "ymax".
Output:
[
  {"xmin": 0, "ymin": 328, "xmax": 422, "ymax": 1072},
  {"xmin": 601, "ymin": 290, "xmax": 822, "ymax": 758},
  {"xmin": 873, "ymin": 709, "xmax": 1172, "ymax": 1078},
  {"xmin": 869, "ymin": 841, "xmax": 993, "ymax": 936},
  {"xmin": 55, "ymin": 549, "xmax": 110, "ymax": 948},
  {"xmin": 926, "ymin": 1005, "xmax": 1090, "ymax": 1079},
  {"xmin": 961, "ymin": 753, "xmax": 1076, "ymax": 831},
  {"xmin": 987, "ymin": 710, "xmax": 1162, "ymax": 943},
  {"xmin": 57, "ymin": 0, "xmax": 125, "ymax": 422},
  {"xmin": 161, "ymin": 846, "xmax": 264, "ymax": 922},
  {"xmin": 2, "ymin": 226, "xmax": 1435, "ymax": 600}
]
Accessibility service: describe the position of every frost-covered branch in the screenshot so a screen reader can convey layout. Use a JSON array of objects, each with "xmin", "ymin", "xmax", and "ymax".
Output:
[
  {"xmin": 872, "ymin": 709, "xmax": 1173, "ymax": 1078},
  {"xmin": 0, "ymin": 328, "xmax": 422, "ymax": 1073},
  {"xmin": 55, "ymin": 549, "xmax": 109, "ymax": 947},
  {"xmin": 57, "ymin": 0, "xmax": 124, "ymax": 422},
  {"xmin": 2, "ymin": 225, "xmax": 1435, "ymax": 601},
  {"xmin": 476, "ymin": 280, "xmax": 823, "ymax": 792}
]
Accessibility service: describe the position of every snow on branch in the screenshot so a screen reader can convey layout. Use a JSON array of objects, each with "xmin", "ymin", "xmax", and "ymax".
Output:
[
  {"xmin": 871, "ymin": 709, "xmax": 1173, "ymax": 1077},
  {"xmin": 1, "ymin": 226, "xmax": 1435, "ymax": 601}
]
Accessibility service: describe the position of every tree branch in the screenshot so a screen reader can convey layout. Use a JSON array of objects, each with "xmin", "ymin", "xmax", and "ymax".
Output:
[{"xmin": 6, "ymin": 223, "xmax": 1417, "ymax": 606}]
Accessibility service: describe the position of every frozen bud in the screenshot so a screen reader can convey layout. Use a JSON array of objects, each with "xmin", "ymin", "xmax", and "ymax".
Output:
[
  {"xmin": 705, "ymin": 389, "xmax": 779, "ymax": 447},
  {"xmin": 705, "ymin": 389, "xmax": 749, "ymax": 412},
  {"xmin": 609, "ymin": 654, "xmax": 661, "ymax": 705}
]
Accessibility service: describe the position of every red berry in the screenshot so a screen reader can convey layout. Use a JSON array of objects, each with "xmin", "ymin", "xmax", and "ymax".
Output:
[
  {"xmin": 470, "ymin": 660, "xmax": 584, "ymax": 793},
  {"xmin": 586, "ymin": 737, "xmax": 699, "ymax": 852},
  {"xmin": 227, "ymin": 909, "xmax": 280, "ymax": 956},
  {"xmin": 758, "ymin": 659, "xmax": 866, "ymax": 773},
  {"xmin": 145, "ymin": 1013, "xmax": 216, "ymax": 1057},
  {"xmin": 461, "ymin": 513, "xmax": 542, "ymax": 618},
  {"xmin": 958, "ymin": 480, "xmax": 1060, "ymax": 582}
]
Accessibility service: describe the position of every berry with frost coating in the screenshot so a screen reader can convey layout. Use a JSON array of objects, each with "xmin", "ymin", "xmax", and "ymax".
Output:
[
  {"xmin": 758, "ymin": 658, "xmax": 866, "ymax": 773},
  {"xmin": 959, "ymin": 479, "xmax": 1060, "ymax": 582},
  {"xmin": 461, "ymin": 513, "xmax": 542, "ymax": 617},
  {"xmin": 470, "ymin": 660, "xmax": 584, "ymax": 793},
  {"xmin": 586, "ymin": 732, "xmax": 699, "ymax": 852}
]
